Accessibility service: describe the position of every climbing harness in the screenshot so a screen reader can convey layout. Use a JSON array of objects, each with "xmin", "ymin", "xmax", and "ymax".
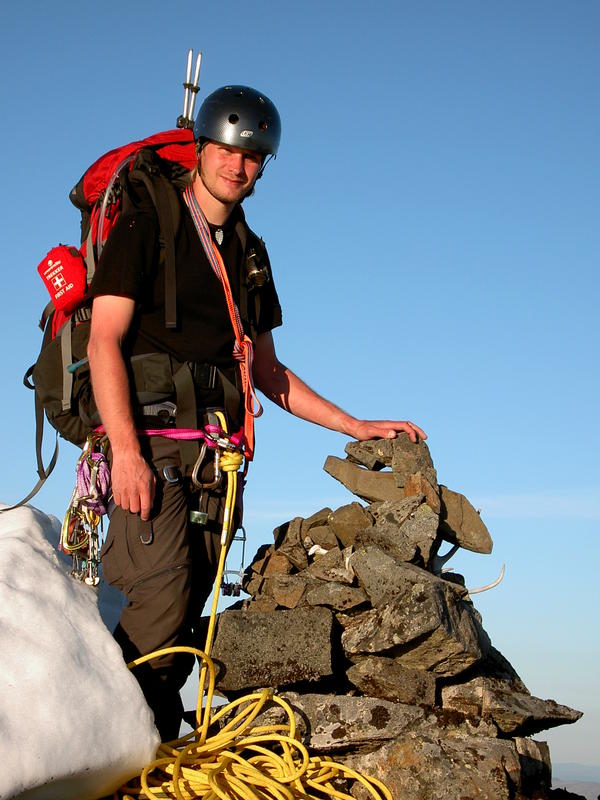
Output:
[{"xmin": 60, "ymin": 432, "xmax": 110, "ymax": 586}]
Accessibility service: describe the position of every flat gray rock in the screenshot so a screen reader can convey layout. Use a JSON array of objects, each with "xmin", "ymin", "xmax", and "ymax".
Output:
[
  {"xmin": 439, "ymin": 485, "xmax": 493, "ymax": 554},
  {"xmin": 345, "ymin": 439, "xmax": 395, "ymax": 470},
  {"xmin": 441, "ymin": 676, "xmax": 583, "ymax": 736},
  {"xmin": 341, "ymin": 572, "xmax": 487, "ymax": 676},
  {"xmin": 279, "ymin": 692, "xmax": 424, "ymax": 751},
  {"xmin": 369, "ymin": 496, "xmax": 423, "ymax": 527},
  {"xmin": 346, "ymin": 656, "xmax": 436, "ymax": 706},
  {"xmin": 391, "ymin": 433, "xmax": 437, "ymax": 486},
  {"xmin": 344, "ymin": 726, "xmax": 550, "ymax": 800},
  {"xmin": 304, "ymin": 581, "xmax": 369, "ymax": 611},
  {"xmin": 349, "ymin": 548, "xmax": 440, "ymax": 607},
  {"xmin": 323, "ymin": 456, "xmax": 406, "ymax": 503},
  {"xmin": 211, "ymin": 607, "xmax": 334, "ymax": 691}
]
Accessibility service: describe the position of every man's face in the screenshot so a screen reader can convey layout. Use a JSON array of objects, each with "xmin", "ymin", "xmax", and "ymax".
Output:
[{"xmin": 198, "ymin": 141, "xmax": 263, "ymax": 206}]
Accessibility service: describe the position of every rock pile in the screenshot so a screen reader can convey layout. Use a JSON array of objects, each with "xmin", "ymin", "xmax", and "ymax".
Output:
[{"xmin": 210, "ymin": 435, "xmax": 581, "ymax": 799}]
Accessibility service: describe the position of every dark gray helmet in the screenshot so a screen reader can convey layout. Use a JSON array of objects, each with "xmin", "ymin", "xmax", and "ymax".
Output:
[{"xmin": 193, "ymin": 85, "xmax": 281, "ymax": 156}]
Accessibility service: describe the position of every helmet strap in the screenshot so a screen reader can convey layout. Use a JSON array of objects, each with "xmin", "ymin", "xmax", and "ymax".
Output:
[{"xmin": 257, "ymin": 153, "xmax": 275, "ymax": 180}]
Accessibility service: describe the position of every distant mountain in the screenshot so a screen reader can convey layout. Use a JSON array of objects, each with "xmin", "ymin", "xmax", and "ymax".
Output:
[
  {"xmin": 552, "ymin": 779, "xmax": 600, "ymax": 800},
  {"xmin": 553, "ymin": 763, "xmax": 600, "ymax": 782}
]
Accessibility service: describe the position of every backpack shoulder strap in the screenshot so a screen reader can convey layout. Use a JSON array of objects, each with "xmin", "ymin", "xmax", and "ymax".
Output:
[
  {"xmin": 4, "ymin": 368, "xmax": 60, "ymax": 513},
  {"xmin": 127, "ymin": 149, "xmax": 189, "ymax": 329},
  {"xmin": 234, "ymin": 219, "xmax": 271, "ymax": 343}
]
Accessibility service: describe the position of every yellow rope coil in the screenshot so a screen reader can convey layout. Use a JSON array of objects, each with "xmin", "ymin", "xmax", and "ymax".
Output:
[
  {"xmin": 113, "ymin": 412, "xmax": 391, "ymax": 800},
  {"xmin": 117, "ymin": 646, "xmax": 392, "ymax": 800}
]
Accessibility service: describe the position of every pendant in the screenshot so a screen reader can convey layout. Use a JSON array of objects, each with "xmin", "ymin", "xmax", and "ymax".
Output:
[{"xmin": 215, "ymin": 228, "xmax": 224, "ymax": 245}]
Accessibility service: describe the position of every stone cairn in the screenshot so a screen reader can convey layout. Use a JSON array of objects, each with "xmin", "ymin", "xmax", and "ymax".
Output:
[{"xmin": 210, "ymin": 435, "xmax": 581, "ymax": 799}]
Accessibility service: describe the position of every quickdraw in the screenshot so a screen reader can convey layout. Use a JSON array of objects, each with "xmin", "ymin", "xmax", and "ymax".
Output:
[{"xmin": 60, "ymin": 433, "xmax": 110, "ymax": 586}]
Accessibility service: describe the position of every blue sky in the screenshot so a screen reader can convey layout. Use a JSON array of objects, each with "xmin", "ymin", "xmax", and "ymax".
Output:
[{"xmin": 0, "ymin": 0, "xmax": 598, "ymax": 768}]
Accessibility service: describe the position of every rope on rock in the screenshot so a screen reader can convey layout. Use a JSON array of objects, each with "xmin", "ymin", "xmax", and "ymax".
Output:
[
  {"xmin": 112, "ymin": 412, "xmax": 391, "ymax": 800},
  {"xmin": 117, "ymin": 646, "xmax": 392, "ymax": 800}
]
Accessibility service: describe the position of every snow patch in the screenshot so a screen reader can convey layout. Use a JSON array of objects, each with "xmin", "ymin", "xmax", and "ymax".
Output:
[{"xmin": 0, "ymin": 504, "xmax": 160, "ymax": 800}]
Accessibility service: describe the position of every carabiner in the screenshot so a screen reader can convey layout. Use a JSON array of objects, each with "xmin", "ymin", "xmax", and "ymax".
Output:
[{"xmin": 191, "ymin": 443, "xmax": 221, "ymax": 490}]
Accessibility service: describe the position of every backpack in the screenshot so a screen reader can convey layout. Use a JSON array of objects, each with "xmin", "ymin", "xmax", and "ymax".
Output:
[
  {"xmin": 23, "ymin": 127, "xmax": 270, "ymax": 497},
  {"xmin": 22, "ymin": 128, "xmax": 195, "ymax": 489}
]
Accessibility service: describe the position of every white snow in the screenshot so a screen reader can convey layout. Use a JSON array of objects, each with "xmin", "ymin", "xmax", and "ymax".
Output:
[{"xmin": 0, "ymin": 504, "xmax": 160, "ymax": 800}]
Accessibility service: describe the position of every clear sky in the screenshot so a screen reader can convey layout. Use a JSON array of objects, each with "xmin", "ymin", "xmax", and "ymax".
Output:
[{"xmin": 0, "ymin": 0, "xmax": 598, "ymax": 770}]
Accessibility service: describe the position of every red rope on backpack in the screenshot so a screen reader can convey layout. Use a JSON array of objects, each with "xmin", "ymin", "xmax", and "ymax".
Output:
[{"xmin": 182, "ymin": 184, "xmax": 262, "ymax": 460}]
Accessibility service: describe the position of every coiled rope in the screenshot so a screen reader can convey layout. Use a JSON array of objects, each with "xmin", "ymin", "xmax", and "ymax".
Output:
[{"xmin": 110, "ymin": 413, "xmax": 391, "ymax": 800}]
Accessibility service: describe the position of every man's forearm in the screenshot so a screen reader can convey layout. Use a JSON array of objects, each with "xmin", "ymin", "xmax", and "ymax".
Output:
[
  {"xmin": 253, "ymin": 332, "xmax": 426, "ymax": 443},
  {"xmin": 87, "ymin": 295, "xmax": 156, "ymax": 518},
  {"xmin": 256, "ymin": 359, "xmax": 359, "ymax": 436},
  {"xmin": 88, "ymin": 337, "xmax": 140, "ymax": 454}
]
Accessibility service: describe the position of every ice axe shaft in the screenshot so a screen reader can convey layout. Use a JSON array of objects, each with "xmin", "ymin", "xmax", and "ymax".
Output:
[{"xmin": 178, "ymin": 48, "xmax": 202, "ymax": 128}]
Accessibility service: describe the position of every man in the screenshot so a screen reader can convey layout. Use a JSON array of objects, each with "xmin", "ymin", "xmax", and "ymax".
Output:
[{"xmin": 87, "ymin": 85, "xmax": 426, "ymax": 739}]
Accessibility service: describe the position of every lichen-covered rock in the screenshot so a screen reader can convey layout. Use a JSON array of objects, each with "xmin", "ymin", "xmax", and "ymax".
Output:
[
  {"xmin": 391, "ymin": 433, "xmax": 437, "ymax": 488},
  {"xmin": 354, "ymin": 523, "xmax": 420, "ymax": 564},
  {"xmin": 394, "ymin": 502, "xmax": 440, "ymax": 565},
  {"xmin": 304, "ymin": 581, "xmax": 368, "ymax": 611},
  {"xmin": 211, "ymin": 607, "xmax": 334, "ymax": 691},
  {"xmin": 345, "ymin": 439, "xmax": 395, "ymax": 470},
  {"xmin": 352, "ymin": 498, "xmax": 439, "ymax": 566},
  {"xmin": 221, "ymin": 440, "xmax": 580, "ymax": 799},
  {"xmin": 346, "ymin": 656, "xmax": 436, "ymax": 706},
  {"xmin": 279, "ymin": 692, "xmax": 424, "ymax": 751},
  {"xmin": 345, "ymin": 727, "xmax": 546, "ymax": 800},
  {"xmin": 369, "ymin": 496, "xmax": 423, "ymax": 527},
  {"xmin": 442, "ymin": 676, "xmax": 583, "ymax": 736},
  {"xmin": 341, "ymin": 572, "xmax": 488, "ymax": 676},
  {"xmin": 349, "ymin": 546, "xmax": 415, "ymax": 606}
]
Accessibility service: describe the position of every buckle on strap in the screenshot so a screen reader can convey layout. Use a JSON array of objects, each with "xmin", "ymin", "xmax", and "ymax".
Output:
[
  {"xmin": 190, "ymin": 362, "xmax": 218, "ymax": 390},
  {"xmin": 141, "ymin": 401, "xmax": 177, "ymax": 424}
]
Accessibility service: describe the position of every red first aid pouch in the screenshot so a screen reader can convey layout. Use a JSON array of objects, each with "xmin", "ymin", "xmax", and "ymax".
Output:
[{"xmin": 37, "ymin": 245, "xmax": 87, "ymax": 315}]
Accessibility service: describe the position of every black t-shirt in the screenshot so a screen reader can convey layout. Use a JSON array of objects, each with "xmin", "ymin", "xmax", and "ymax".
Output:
[{"xmin": 89, "ymin": 192, "xmax": 282, "ymax": 369}]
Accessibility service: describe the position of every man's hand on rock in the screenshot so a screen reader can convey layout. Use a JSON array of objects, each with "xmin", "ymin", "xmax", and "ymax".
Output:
[{"xmin": 350, "ymin": 420, "xmax": 427, "ymax": 443}]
